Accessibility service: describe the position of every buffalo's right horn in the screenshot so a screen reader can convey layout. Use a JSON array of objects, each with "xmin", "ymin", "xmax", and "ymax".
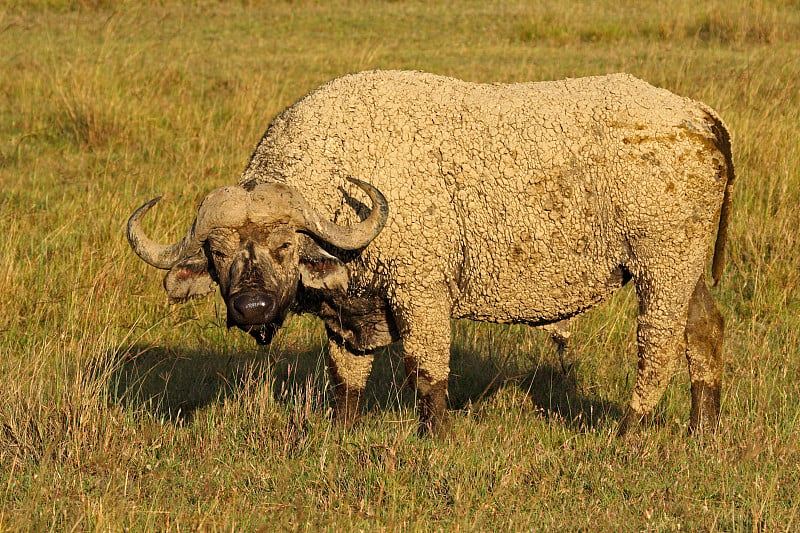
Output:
[
  {"xmin": 127, "ymin": 186, "xmax": 249, "ymax": 269},
  {"xmin": 127, "ymin": 197, "xmax": 201, "ymax": 269}
]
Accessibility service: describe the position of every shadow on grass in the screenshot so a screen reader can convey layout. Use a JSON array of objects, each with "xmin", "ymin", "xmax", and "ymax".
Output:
[
  {"xmin": 445, "ymin": 343, "xmax": 624, "ymax": 432},
  {"xmin": 517, "ymin": 362, "xmax": 624, "ymax": 431},
  {"xmin": 108, "ymin": 335, "xmax": 623, "ymax": 432},
  {"xmin": 106, "ymin": 342, "xmax": 329, "ymax": 424}
]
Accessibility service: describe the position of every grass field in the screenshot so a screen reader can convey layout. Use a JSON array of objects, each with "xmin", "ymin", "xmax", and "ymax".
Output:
[{"xmin": 2, "ymin": 0, "xmax": 799, "ymax": 530}]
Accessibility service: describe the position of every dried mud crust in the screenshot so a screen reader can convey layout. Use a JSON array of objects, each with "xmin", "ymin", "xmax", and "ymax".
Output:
[{"xmin": 237, "ymin": 70, "xmax": 733, "ymax": 434}]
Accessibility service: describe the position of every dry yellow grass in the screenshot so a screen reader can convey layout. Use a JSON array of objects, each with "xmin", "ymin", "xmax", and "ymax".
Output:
[{"xmin": 1, "ymin": 0, "xmax": 799, "ymax": 530}]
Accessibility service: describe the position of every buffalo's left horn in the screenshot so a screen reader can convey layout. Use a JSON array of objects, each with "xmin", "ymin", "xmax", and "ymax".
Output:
[
  {"xmin": 127, "ymin": 197, "xmax": 199, "ymax": 269},
  {"xmin": 297, "ymin": 177, "xmax": 389, "ymax": 250}
]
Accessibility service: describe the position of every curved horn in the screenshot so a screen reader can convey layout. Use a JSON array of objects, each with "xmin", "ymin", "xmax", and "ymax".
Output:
[
  {"xmin": 128, "ymin": 187, "xmax": 249, "ymax": 269},
  {"xmin": 298, "ymin": 177, "xmax": 389, "ymax": 250},
  {"xmin": 127, "ymin": 197, "xmax": 200, "ymax": 269}
]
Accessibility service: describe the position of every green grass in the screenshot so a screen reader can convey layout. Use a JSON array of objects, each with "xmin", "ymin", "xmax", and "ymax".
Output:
[{"xmin": 2, "ymin": 0, "xmax": 800, "ymax": 530}]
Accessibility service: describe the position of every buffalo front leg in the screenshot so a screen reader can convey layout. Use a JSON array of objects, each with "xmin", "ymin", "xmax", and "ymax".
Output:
[
  {"xmin": 397, "ymin": 295, "xmax": 452, "ymax": 437},
  {"xmin": 325, "ymin": 339, "xmax": 374, "ymax": 428},
  {"xmin": 404, "ymin": 356, "xmax": 449, "ymax": 438},
  {"xmin": 685, "ymin": 276, "xmax": 724, "ymax": 433}
]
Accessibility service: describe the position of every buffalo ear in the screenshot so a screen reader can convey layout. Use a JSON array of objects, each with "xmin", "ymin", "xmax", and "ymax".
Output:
[
  {"xmin": 163, "ymin": 252, "xmax": 216, "ymax": 303},
  {"xmin": 298, "ymin": 241, "xmax": 349, "ymax": 292}
]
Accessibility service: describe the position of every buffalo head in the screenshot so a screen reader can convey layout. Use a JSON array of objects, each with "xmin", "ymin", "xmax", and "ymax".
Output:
[{"xmin": 127, "ymin": 178, "xmax": 388, "ymax": 344}]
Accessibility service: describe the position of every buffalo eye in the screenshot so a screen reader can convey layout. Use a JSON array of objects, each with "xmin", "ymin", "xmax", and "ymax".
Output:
[
  {"xmin": 208, "ymin": 248, "xmax": 228, "ymax": 267},
  {"xmin": 202, "ymin": 243, "xmax": 226, "ymax": 281},
  {"xmin": 272, "ymin": 241, "xmax": 293, "ymax": 262}
]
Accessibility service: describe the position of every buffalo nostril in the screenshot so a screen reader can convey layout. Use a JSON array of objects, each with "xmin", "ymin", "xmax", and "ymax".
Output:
[{"xmin": 231, "ymin": 293, "xmax": 273, "ymax": 324}]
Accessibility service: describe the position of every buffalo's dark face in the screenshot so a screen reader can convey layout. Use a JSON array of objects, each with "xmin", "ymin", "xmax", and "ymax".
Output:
[
  {"xmin": 205, "ymin": 224, "xmax": 302, "ymax": 344},
  {"xmin": 157, "ymin": 222, "xmax": 350, "ymax": 346}
]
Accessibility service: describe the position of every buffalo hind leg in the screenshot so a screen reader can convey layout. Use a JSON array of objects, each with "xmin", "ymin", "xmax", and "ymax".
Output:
[
  {"xmin": 685, "ymin": 276, "xmax": 724, "ymax": 433},
  {"xmin": 618, "ymin": 271, "xmax": 693, "ymax": 436},
  {"xmin": 325, "ymin": 339, "xmax": 374, "ymax": 428},
  {"xmin": 542, "ymin": 319, "xmax": 571, "ymax": 355}
]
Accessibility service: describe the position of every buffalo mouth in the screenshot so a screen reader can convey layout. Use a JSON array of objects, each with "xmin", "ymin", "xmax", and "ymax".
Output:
[
  {"xmin": 227, "ymin": 317, "xmax": 283, "ymax": 346},
  {"xmin": 226, "ymin": 291, "xmax": 284, "ymax": 345},
  {"xmin": 244, "ymin": 323, "xmax": 280, "ymax": 345}
]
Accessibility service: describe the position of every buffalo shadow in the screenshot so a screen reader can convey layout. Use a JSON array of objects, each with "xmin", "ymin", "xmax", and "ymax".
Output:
[
  {"xmin": 441, "ymin": 332, "xmax": 624, "ymax": 432},
  {"xmin": 107, "ymin": 341, "xmax": 329, "ymax": 424},
  {"xmin": 108, "ymin": 324, "xmax": 622, "ymax": 431}
]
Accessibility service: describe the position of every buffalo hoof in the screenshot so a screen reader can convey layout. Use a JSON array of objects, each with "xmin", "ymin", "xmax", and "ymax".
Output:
[
  {"xmin": 417, "ymin": 382, "xmax": 449, "ymax": 438},
  {"xmin": 688, "ymin": 381, "xmax": 721, "ymax": 434},
  {"xmin": 616, "ymin": 408, "xmax": 654, "ymax": 437},
  {"xmin": 331, "ymin": 386, "xmax": 363, "ymax": 429}
]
